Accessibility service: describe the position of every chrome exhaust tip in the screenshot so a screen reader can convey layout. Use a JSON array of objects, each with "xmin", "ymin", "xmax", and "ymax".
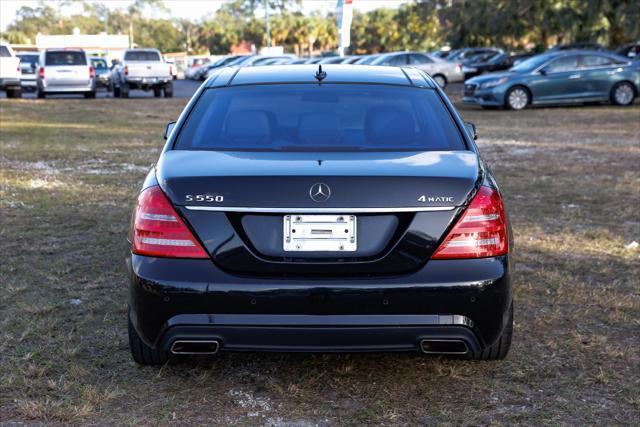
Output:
[
  {"xmin": 170, "ymin": 340, "xmax": 220, "ymax": 355},
  {"xmin": 420, "ymin": 339, "xmax": 469, "ymax": 355}
]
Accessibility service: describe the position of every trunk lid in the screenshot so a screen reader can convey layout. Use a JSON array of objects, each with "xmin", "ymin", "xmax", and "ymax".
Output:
[{"xmin": 157, "ymin": 150, "xmax": 481, "ymax": 276}]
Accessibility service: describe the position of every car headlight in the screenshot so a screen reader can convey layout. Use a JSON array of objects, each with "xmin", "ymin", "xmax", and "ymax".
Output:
[{"xmin": 480, "ymin": 77, "xmax": 508, "ymax": 89}]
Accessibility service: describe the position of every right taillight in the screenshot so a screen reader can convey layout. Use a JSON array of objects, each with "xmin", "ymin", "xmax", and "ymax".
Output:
[
  {"xmin": 132, "ymin": 186, "xmax": 208, "ymax": 259},
  {"xmin": 38, "ymin": 66, "xmax": 45, "ymax": 79},
  {"xmin": 124, "ymin": 65, "xmax": 128, "ymax": 76},
  {"xmin": 432, "ymin": 186, "xmax": 508, "ymax": 259}
]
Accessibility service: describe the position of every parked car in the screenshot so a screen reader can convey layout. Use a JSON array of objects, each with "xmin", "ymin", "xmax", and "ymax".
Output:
[
  {"xmin": 464, "ymin": 50, "xmax": 639, "ymax": 109},
  {"xmin": 196, "ymin": 55, "xmax": 246, "ymax": 80},
  {"xmin": 250, "ymin": 55, "xmax": 299, "ymax": 66},
  {"xmin": 184, "ymin": 57, "xmax": 211, "ymax": 80},
  {"xmin": 127, "ymin": 64, "xmax": 513, "ymax": 365},
  {"xmin": 164, "ymin": 58, "xmax": 178, "ymax": 80},
  {"xmin": 36, "ymin": 49, "xmax": 95, "ymax": 98},
  {"xmin": 353, "ymin": 54, "xmax": 380, "ymax": 65},
  {"xmin": 616, "ymin": 42, "xmax": 639, "ymax": 60},
  {"xmin": 370, "ymin": 51, "xmax": 463, "ymax": 88},
  {"xmin": 111, "ymin": 49, "xmax": 173, "ymax": 98},
  {"xmin": 463, "ymin": 52, "xmax": 535, "ymax": 79},
  {"xmin": 0, "ymin": 42, "xmax": 22, "ymax": 98},
  {"xmin": 90, "ymin": 57, "xmax": 111, "ymax": 90},
  {"xmin": 17, "ymin": 52, "xmax": 39, "ymax": 92},
  {"xmin": 448, "ymin": 48, "xmax": 502, "ymax": 63},
  {"xmin": 318, "ymin": 56, "xmax": 347, "ymax": 64},
  {"xmin": 548, "ymin": 42, "xmax": 605, "ymax": 52}
]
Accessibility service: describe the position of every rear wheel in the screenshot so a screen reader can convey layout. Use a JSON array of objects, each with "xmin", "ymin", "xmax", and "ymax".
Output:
[
  {"xmin": 128, "ymin": 313, "xmax": 169, "ymax": 366},
  {"xmin": 84, "ymin": 90, "xmax": 96, "ymax": 99},
  {"xmin": 120, "ymin": 83, "xmax": 130, "ymax": 98},
  {"xmin": 153, "ymin": 87, "xmax": 162, "ymax": 97},
  {"xmin": 433, "ymin": 74, "xmax": 447, "ymax": 89},
  {"xmin": 37, "ymin": 88, "xmax": 45, "ymax": 99},
  {"xmin": 113, "ymin": 84, "xmax": 120, "ymax": 98},
  {"xmin": 505, "ymin": 86, "xmax": 530, "ymax": 110},
  {"xmin": 473, "ymin": 303, "xmax": 513, "ymax": 360},
  {"xmin": 610, "ymin": 81, "xmax": 635, "ymax": 106}
]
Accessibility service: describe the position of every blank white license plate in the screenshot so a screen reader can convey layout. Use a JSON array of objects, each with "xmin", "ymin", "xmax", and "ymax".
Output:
[{"xmin": 283, "ymin": 215, "xmax": 357, "ymax": 252}]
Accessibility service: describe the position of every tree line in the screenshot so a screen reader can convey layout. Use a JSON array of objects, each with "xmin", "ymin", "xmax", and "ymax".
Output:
[{"xmin": 3, "ymin": 0, "xmax": 639, "ymax": 55}]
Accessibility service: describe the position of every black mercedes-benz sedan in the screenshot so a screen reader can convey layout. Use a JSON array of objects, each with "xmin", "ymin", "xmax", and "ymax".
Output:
[{"xmin": 127, "ymin": 65, "xmax": 513, "ymax": 365}]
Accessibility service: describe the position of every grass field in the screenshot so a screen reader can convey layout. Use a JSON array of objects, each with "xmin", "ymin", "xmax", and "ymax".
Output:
[{"xmin": 1, "ymin": 94, "xmax": 639, "ymax": 425}]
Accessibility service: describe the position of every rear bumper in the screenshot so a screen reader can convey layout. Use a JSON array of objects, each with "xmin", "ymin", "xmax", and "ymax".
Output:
[
  {"xmin": 128, "ymin": 254, "xmax": 512, "ymax": 354},
  {"xmin": 40, "ymin": 81, "xmax": 95, "ymax": 93},
  {"xmin": 0, "ymin": 78, "xmax": 21, "ymax": 89}
]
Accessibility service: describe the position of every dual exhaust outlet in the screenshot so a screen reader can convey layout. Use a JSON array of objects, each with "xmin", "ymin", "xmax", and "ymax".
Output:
[
  {"xmin": 170, "ymin": 340, "xmax": 220, "ymax": 355},
  {"xmin": 169, "ymin": 339, "xmax": 469, "ymax": 355}
]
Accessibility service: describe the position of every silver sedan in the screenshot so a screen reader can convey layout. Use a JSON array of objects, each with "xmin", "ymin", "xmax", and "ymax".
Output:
[{"xmin": 370, "ymin": 51, "xmax": 464, "ymax": 88}]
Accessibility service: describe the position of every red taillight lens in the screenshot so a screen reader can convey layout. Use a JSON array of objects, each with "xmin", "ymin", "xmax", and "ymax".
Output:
[
  {"xmin": 432, "ymin": 186, "xmax": 508, "ymax": 259},
  {"xmin": 132, "ymin": 186, "xmax": 208, "ymax": 258},
  {"xmin": 456, "ymin": 64, "xmax": 462, "ymax": 73},
  {"xmin": 39, "ymin": 66, "xmax": 45, "ymax": 79},
  {"xmin": 89, "ymin": 66, "xmax": 94, "ymax": 78},
  {"xmin": 124, "ymin": 65, "xmax": 128, "ymax": 76}
]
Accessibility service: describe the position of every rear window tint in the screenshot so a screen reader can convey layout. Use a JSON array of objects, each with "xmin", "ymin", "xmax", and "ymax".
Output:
[
  {"xmin": 175, "ymin": 84, "xmax": 466, "ymax": 152},
  {"xmin": 124, "ymin": 51, "xmax": 161, "ymax": 61},
  {"xmin": 19, "ymin": 54, "xmax": 39, "ymax": 65},
  {"xmin": 91, "ymin": 58, "xmax": 108, "ymax": 69},
  {"xmin": 0, "ymin": 46, "xmax": 11, "ymax": 57},
  {"xmin": 45, "ymin": 51, "xmax": 86, "ymax": 66}
]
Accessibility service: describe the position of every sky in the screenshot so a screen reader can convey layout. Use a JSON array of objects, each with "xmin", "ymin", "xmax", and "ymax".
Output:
[{"xmin": 0, "ymin": 0, "xmax": 409, "ymax": 31}]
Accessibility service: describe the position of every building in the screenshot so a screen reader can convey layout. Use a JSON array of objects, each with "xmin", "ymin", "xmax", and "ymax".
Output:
[{"xmin": 34, "ymin": 31, "xmax": 130, "ymax": 62}]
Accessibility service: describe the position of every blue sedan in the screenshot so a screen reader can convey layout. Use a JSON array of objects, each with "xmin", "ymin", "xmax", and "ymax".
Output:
[{"xmin": 464, "ymin": 50, "xmax": 640, "ymax": 110}]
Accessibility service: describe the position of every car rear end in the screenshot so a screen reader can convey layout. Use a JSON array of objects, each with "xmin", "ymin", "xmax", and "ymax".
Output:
[
  {"xmin": 37, "ymin": 49, "xmax": 95, "ymax": 96},
  {"xmin": 17, "ymin": 52, "xmax": 38, "ymax": 91},
  {"xmin": 122, "ymin": 50, "xmax": 171, "ymax": 87},
  {"xmin": 90, "ymin": 57, "xmax": 111, "ymax": 88},
  {"xmin": 0, "ymin": 43, "xmax": 22, "ymax": 97},
  {"xmin": 127, "ymin": 65, "xmax": 513, "ymax": 364}
]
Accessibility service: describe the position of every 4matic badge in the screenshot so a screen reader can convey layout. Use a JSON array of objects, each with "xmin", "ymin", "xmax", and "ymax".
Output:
[{"xmin": 418, "ymin": 195, "xmax": 454, "ymax": 203}]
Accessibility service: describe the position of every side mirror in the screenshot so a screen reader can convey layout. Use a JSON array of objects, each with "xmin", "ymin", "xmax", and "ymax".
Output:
[
  {"xmin": 465, "ymin": 122, "xmax": 477, "ymax": 140},
  {"xmin": 164, "ymin": 121, "xmax": 176, "ymax": 140}
]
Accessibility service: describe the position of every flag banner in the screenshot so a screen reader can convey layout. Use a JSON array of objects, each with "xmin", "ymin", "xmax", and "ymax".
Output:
[{"xmin": 336, "ymin": 0, "xmax": 353, "ymax": 49}]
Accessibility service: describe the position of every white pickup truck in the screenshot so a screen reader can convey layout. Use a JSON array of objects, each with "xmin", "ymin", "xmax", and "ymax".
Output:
[
  {"xmin": 111, "ymin": 48, "xmax": 173, "ymax": 98},
  {"xmin": 0, "ymin": 42, "xmax": 22, "ymax": 98}
]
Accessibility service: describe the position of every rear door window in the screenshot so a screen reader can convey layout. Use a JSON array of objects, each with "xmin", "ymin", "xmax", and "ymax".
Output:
[
  {"xmin": 175, "ymin": 84, "xmax": 466, "ymax": 152},
  {"xmin": 580, "ymin": 55, "xmax": 613, "ymax": 68},
  {"xmin": 409, "ymin": 54, "xmax": 433, "ymax": 65},
  {"xmin": 387, "ymin": 54, "xmax": 409, "ymax": 66},
  {"xmin": 45, "ymin": 51, "xmax": 86, "ymax": 66}
]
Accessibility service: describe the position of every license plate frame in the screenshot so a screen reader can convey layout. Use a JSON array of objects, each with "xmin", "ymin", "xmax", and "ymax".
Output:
[{"xmin": 283, "ymin": 214, "xmax": 357, "ymax": 252}]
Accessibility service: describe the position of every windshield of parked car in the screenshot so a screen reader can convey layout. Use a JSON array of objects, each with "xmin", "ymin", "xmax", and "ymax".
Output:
[
  {"xmin": 91, "ymin": 58, "xmax": 108, "ymax": 69},
  {"xmin": 124, "ymin": 51, "xmax": 161, "ymax": 61},
  {"xmin": 174, "ymin": 84, "xmax": 466, "ymax": 152},
  {"xmin": 45, "ymin": 51, "xmax": 86, "ymax": 66}
]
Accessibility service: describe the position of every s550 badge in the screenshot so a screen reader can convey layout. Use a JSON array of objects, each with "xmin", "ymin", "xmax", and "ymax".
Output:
[
  {"xmin": 185, "ymin": 194, "xmax": 224, "ymax": 202},
  {"xmin": 418, "ymin": 195, "xmax": 454, "ymax": 203}
]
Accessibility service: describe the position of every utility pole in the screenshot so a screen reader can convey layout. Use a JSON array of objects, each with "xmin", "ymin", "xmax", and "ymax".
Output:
[{"xmin": 264, "ymin": 0, "xmax": 271, "ymax": 51}]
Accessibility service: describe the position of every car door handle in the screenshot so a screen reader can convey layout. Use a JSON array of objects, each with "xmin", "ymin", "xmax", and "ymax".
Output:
[{"xmin": 568, "ymin": 74, "xmax": 580, "ymax": 79}]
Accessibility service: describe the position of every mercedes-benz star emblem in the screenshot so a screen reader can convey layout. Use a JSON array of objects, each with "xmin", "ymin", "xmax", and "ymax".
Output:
[{"xmin": 309, "ymin": 183, "xmax": 331, "ymax": 203}]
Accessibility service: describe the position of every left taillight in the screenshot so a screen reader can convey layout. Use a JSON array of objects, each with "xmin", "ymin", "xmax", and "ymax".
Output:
[
  {"xmin": 432, "ymin": 186, "xmax": 508, "ymax": 259},
  {"xmin": 132, "ymin": 186, "xmax": 208, "ymax": 259},
  {"xmin": 89, "ymin": 66, "xmax": 94, "ymax": 78},
  {"xmin": 39, "ymin": 66, "xmax": 45, "ymax": 79}
]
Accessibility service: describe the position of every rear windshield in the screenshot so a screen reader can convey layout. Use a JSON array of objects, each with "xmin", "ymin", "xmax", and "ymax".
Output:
[
  {"xmin": 124, "ymin": 51, "xmax": 161, "ymax": 61},
  {"xmin": 91, "ymin": 58, "xmax": 108, "ymax": 69},
  {"xmin": 174, "ymin": 84, "xmax": 465, "ymax": 152},
  {"xmin": 45, "ymin": 51, "xmax": 86, "ymax": 66},
  {"xmin": 0, "ymin": 46, "xmax": 12, "ymax": 57},
  {"xmin": 19, "ymin": 54, "xmax": 39, "ymax": 65}
]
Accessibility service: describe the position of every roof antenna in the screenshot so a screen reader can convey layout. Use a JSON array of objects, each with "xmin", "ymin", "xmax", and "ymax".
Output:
[{"xmin": 315, "ymin": 64, "xmax": 327, "ymax": 82}]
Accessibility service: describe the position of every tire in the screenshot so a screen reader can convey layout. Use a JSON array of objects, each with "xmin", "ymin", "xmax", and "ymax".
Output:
[
  {"xmin": 84, "ymin": 90, "xmax": 96, "ymax": 99},
  {"xmin": 433, "ymin": 74, "xmax": 447, "ymax": 89},
  {"xmin": 128, "ymin": 313, "xmax": 169, "ymax": 366},
  {"xmin": 5, "ymin": 89, "xmax": 15, "ymax": 99},
  {"xmin": 505, "ymin": 86, "xmax": 530, "ymax": 110},
  {"xmin": 153, "ymin": 87, "xmax": 162, "ymax": 97},
  {"xmin": 163, "ymin": 82, "xmax": 173, "ymax": 98},
  {"xmin": 473, "ymin": 303, "xmax": 513, "ymax": 360},
  {"xmin": 610, "ymin": 81, "xmax": 636, "ymax": 106},
  {"xmin": 113, "ymin": 84, "xmax": 121, "ymax": 98},
  {"xmin": 37, "ymin": 88, "xmax": 45, "ymax": 99}
]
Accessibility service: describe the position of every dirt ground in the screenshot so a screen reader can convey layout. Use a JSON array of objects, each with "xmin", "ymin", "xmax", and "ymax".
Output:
[{"xmin": 1, "ymin": 92, "xmax": 639, "ymax": 425}]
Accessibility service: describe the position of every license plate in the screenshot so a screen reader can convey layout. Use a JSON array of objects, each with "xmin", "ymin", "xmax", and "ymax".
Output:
[{"xmin": 283, "ymin": 215, "xmax": 356, "ymax": 252}]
